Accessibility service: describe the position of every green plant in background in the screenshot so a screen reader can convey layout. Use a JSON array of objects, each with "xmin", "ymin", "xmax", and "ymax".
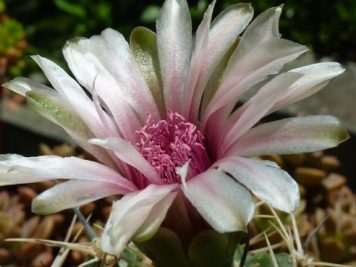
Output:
[
  {"xmin": 4, "ymin": 0, "xmax": 356, "ymax": 79},
  {"xmin": 3, "ymin": 0, "xmax": 356, "ymax": 73},
  {"xmin": 0, "ymin": 0, "xmax": 26, "ymax": 81}
]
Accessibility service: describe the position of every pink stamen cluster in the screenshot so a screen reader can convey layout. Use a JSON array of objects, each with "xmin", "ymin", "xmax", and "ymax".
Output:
[{"xmin": 136, "ymin": 111, "xmax": 210, "ymax": 184}]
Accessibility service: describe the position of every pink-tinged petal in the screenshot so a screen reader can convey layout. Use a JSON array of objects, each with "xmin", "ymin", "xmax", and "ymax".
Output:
[
  {"xmin": 202, "ymin": 5, "xmax": 284, "ymax": 119},
  {"xmin": 90, "ymin": 137, "xmax": 162, "ymax": 184},
  {"xmin": 182, "ymin": 0, "xmax": 215, "ymax": 118},
  {"xmin": 201, "ymin": 6, "xmax": 304, "ymax": 132},
  {"xmin": 64, "ymin": 39, "xmax": 141, "ymax": 140},
  {"xmin": 31, "ymin": 55, "xmax": 113, "ymax": 140},
  {"xmin": 100, "ymin": 29, "xmax": 159, "ymax": 119},
  {"xmin": 5, "ymin": 78, "xmax": 116, "ymax": 168},
  {"xmin": 214, "ymin": 157, "xmax": 300, "ymax": 212},
  {"xmin": 134, "ymin": 192, "xmax": 177, "ymax": 242},
  {"xmin": 91, "ymin": 87, "xmax": 120, "ymax": 142},
  {"xmin": 0, "ymin": 155, "xmax": 136, "ymax": 192},
  {"xmin": 225, "ymin": 115, "xmax": 349, "ymax": 157},
  {"xmin": 202, "ymin": 39, "xmax": 308, "ymax": 129},
  {"xmin": 156, "ymin": 0, "xmax": 192, "ymax": 112},
  {"xmin": 271, "ymin": 62, "xmax": 345, "ymax": 112},
  {"xmin": 101, "ymin": 183, "xmax": 178, "ymax": 256},
  {"xmin": 32, "ymin": 180, "xmax": 126, "ymax": 215},
  {"xmin": 236, "ymin": 6, "xmax": 282, "ymax": 57},
  {"xmin": 31, "ymin": 55, "xmax": 89, "ymax": 100},
  {"xmin": 218, "ymin": 72, "xmax": 303, "ymax": 156},
  {"xmin": 63, "ymin": 30, "xmax": 157, "ymax": 140},
  {"xmin": 183, "ymin": 169, "xmax": 254, "ymax": 233},
  {"xmin": 92, "ymin": 87, "xmax": 132, "ymax": 176},
  {"xmin": 190, "ymin": 3, "xmax": 254, "ymax": 121}
]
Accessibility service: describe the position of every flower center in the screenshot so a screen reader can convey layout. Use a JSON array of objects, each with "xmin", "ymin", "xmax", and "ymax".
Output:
[{"xmin": 136, "ymin": 111, "xmax": 210, "ymax": 184}]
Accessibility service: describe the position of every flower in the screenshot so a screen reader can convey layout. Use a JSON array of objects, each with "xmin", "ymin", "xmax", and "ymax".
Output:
[{"xmin": 2, "ymin": 0, "xmax": 348, "ymax": 264}]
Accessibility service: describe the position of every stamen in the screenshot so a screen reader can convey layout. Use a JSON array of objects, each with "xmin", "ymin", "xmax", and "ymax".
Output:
[{"xmin": 136, "ymin": 111, "xmax": 210, "ymax": 184}]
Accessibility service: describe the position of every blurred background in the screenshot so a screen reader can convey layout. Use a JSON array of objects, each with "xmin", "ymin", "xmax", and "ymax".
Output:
[
  {"xmin": 0, "ymin": 1, "xmax": 355, "ymax": 267},
  {"xmin": 2, "ymin": 0, "xmax": 356, "ymax": 76}
]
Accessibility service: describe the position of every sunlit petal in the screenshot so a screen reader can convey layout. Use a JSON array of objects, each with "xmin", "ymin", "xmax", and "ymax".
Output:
[
  {"xmin": 225, "ymin": 115, "xmax": 349, "ymax": 157},
  {"xmin": 183, "ymin": 169, "xmax": 254, "ymax": 233},
  {"xmin": 32, "ymin": 180, "xmax": 127, "ymax": 214},
  {"xmin": 101, "ymin": 184, "xmax": 178, "ymax": 256},
  {"xmin": 156, "ymin": 0, "xmax": 192, "ymax": 112},
  {"xmin": 214, "ymin": 157, "xmax": 300, "ymax": 212}
]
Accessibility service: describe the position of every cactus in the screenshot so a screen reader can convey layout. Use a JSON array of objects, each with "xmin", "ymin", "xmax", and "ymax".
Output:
[
  {"xmin": 253, "ymin": 151, "xmax": 355, "ymax": 266},
  {"xmin": 2, "ymin": 142, "xmax": 355, "ymax": 267}
]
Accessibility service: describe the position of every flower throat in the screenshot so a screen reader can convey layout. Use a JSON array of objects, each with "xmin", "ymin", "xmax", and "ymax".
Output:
[{"xmin": 136, "ymin": 111, "xmax": 210, "ymax": 184}]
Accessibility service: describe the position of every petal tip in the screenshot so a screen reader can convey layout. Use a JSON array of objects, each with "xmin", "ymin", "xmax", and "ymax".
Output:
[
  {"xmin": 337, "ymin": 127, "xmax": 350, "ymax": 143},
  {"xmin": 31, "ymin": 196, "xmax": 52, "ymax": 215}
]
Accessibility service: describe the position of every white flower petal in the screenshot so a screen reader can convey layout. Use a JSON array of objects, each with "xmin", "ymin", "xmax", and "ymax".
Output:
[
  {"xmin": 190, "ymin": 3, "xmax": 254, "ymax": 121},
  {"xmin": 226, "ymin": 115, "xmax": 349, "ymax": 157},
  {"xmin": 271, "ymin": 62, "xmax": 345, "ymax": 112},
  {"xmin": 134, "ymin": 192, "xmax": 177, "ymax": 242},
  {"xmin": 32, "ymin": 180, "xmax": 125, "ymax": 215},
  {"xmin": 219, "ymin": 72, "xmax": 302, "ymax": 156},
  {"xmin": 63, "ymin": 29, "xmax": 157, "ymax": 140},
  {"xmin": 0, "ymin": 155, "xmax": 135, "ymax": 191},
  {"xmin": 183, "ymin": 169, "xmax": 254, "ymax": 233},
  {"xmin": 236, "ymin": 6, "xmax": 282, "ymax": 57},
  {"xmin": 101, "ymin": 184, "xmax": 178, "ymax": 256},
  {"xmin": 90, "ymin": 137, "xmax": 161, "ymax": 184},
  {"xmin": 3, "ymin": 77, "xmax": 42, "ymax": 96},
  {"xmin": 214, "ymin": 157, "xmax": 300, "ymax": 212},
  {"xmin": 31, "ymin": 55, "xmax": 89, "ymax": 100},
  {"xmin": 182, "ymin": 0, "xmax": 215, "ymax": 118},
  {"xmin": 100, "ymin": 29, "xmax": 160, "ymax": 119},
  {"xmin": 203, "ymin": 39, "xmax": 308, "ymax": 128},
  {"xmin": 32, "ymin": 55, "xmax": 112, "ymax": 140},
  {"xmin": 5, "ymin": 77, "xmax": 116, "ymax": 168},
  {"xmin": 156, "ymin": 0, "xmax": 192, "ymax": 112}
]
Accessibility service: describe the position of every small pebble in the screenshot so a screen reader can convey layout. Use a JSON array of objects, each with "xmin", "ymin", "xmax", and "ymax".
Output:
[
  {"xmin": 53, "ymin": 144, "xmax": 76, "ymax": 157},
  {"xmin": 35, "ymin": 216, "xmax": 55, "ymax": 239},
  {"xmin": 320, "ymin": 155, "xmax": 341, "ymax": 171},
  {"xmin": 101, "ymin": 206, "xmax": 112, "ymax": 221},
  {"xmin": 294, "ymin": 167, "xmax": 326, "ymax": 186},
  {"xmin": 322, "ymin": 173, "xmax": 346, "ymax": 191},
  {"xmin": 39, "ymin": 143, "xmax": 52, "ymax": 155},
  {"xmin": 80, "ymin": 202, "xmax": 96, "ymax": 215},
  {"xmin": 32, "ymin": 251, "xmax": 53, "ymax": 267},
  {"xmin": 70, "ymin": 250, "xmax": 85, "ymax": 265},
  {"xmin": 283, "ymin": 153, "xmax": 305, "ymax": 166},
  {"xmin": 17, "ymin": 186, "xmax": 37, "ymax": 203}
]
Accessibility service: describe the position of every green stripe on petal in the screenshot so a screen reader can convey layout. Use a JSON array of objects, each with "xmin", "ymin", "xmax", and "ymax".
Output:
[
  {"xmin": 26, "ymin": 91, "xmax": 91, "ymax": 138},
  {"xmin": 130, "ymin": 27, "xmax": 165, "ymax": 116}
]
